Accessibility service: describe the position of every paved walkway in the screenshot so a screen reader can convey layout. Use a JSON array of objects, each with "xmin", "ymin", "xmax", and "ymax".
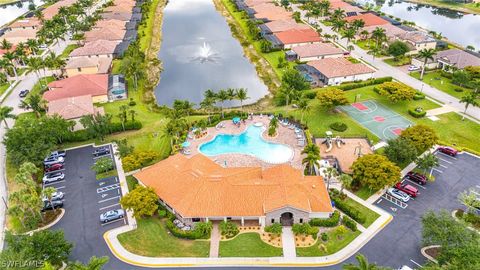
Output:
[
  {"xmin": 292, "ymin": 5, "xmax": 480, "ymax": 122},
  {"xmin": 426, "ymin": 104, "xmax": 458, "ymax": 116},
  {"xmin": 281, "ymin": 227, "xmax": 296, "ymax": 258},
  {"xmin": 209, "ymin": 222, "xmax": 220, "ymax": 258}
]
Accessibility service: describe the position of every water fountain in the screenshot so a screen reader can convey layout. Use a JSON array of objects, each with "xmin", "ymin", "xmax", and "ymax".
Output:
[{"xmin": 191, "ymin": 42, "xmax": 220, "ymax": 64}]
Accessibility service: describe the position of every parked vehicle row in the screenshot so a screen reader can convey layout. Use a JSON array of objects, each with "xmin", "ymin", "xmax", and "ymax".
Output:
[
  {"xmin": 387, "ymin": 171, "xmax": 427, "ymax": 203},
  {"xmin": 93, "ymin": 146, "xmax": 110, "ymax": 157},
  {"xmin": 43, "ymin": 150, "xmax": 66, "ymax": 184}
]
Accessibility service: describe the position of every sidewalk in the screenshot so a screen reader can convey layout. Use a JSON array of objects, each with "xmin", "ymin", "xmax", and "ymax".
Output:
[
  {"xmin": 102, "ymin": 188, "xmax": 392, "ymax": 268},
  {"xmin": 281, "ymin": 227, "xmax": 296, "ymax": 258}
]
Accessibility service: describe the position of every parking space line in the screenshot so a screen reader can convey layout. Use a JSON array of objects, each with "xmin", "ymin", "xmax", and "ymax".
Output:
[
  {"xmin": 54, "ymin": 186, "xmax": 66, "ymax": 190},
  {"xmin": 93, "ymin": 153, "xmax": 113, "ymax": 160},
  {"xmin": 410, "ymin": 259, "xmax": 422, "ymax": 268},
  {"xmin": 43, "ymin": 180, "xmax": 65, "ymax": 187},
  {"xmin": 98, "ymin": 196, "xmax": 120, "ymax": 204},
  {"xmin": 97, "ymin": 183, "xmax": 120, "ymax": 193},
  {"xmin": 436, "ymin": 152, "xmax": 457, "ymax": 160},
  {"xmin": 432, "ymin": 168, "xmax": 443, "ymax": 173},
  {"xmin": 404, "ymin": 179, "xmax": 427, "ymax": 190},
  {"xmin": 99, "ymin": 203, "xmax": 120, "ymax": 211},
  {"xmin": 376, "ymin": 199, "xmax": 383, "ymax": 204},
  {"xmin": 101, "ymin": 218, "xmax": 125, "ymax": 226},
  {"xmin": 438, "ymin": 157, "xmax": 453, "ymax": 164},
  {"xmin": 381, "ymin": 194, "xmax": 408, "ymax": 209},
  {"xmin": 439, "ymin": 164, "xmax": 448, "ymax": 169}
]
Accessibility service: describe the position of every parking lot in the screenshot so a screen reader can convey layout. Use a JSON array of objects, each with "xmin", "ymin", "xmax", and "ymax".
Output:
[
  {"xmin": 50, "ymin": 144, "xmax": 128, "ymax": 264},
  {"xmin": 354, "ymin": 151, "xmax": 480, "ymax": 269}
]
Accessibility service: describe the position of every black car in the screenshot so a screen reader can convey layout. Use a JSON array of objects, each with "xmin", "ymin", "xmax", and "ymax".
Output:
[
  {"xmin": 42, "ymin": 200, "xmax": 63, "ymax": 212},
  {"xmin": 19, "ymin": 90, "xmax": 29, "ymax": 98},
  {"xmin": 93, "ymin": 146, "xmax": 110, "ymax": 157}
]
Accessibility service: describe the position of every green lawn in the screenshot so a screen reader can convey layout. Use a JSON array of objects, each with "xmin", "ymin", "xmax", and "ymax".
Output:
[
  {"xmin": 118, "ymin": 217, "xmax": 210, "ymax": 257},
  {"xmin": 29, "ymin": 76, "xmax": 55, "ymax": 97},
  {"xmin": 353, "ymin": 186, "xmax": 377, "ymax": 201},
  {"xmin": 96, "ymin": 169, "xmax": 117, "ymax": 180},
  {"xmin": 60, "ymin": 44, "xmax": 80, "ymax": 59},
  {"xmin": 410, "ymin": 71, "xmax": 475, "ymax": 100},
  {"xmin": 219, "ymin": 233, "xmax": 283, "ymax": 257},
  {"xmin": 296, "ymin": 229, "xmax": 361, "ymax": 257},
  {"xmin": 342, "ymin": 196, "xmax": 380, "ymax": 228},
  {"xmin": 383, "ymin": 56, "xmax": 411, "ymax": 67},
  {"xmin": 0, "ymin": 83, "xmax": 10, "ymax": 96}
]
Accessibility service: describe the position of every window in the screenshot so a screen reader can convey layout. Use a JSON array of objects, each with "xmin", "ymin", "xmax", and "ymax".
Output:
[
  {"xmin": 299, "ymin": 218, "xmax": 303, "ymax": 223},
  {"xmin": 77, "ymin": 68, "xmax": 81, "ymax": 72},
  {"xmin": 226, "ymin": 217, "xmax": 232, "ymax": 221},
  {"xmin": 271, "ymin": 218, "xmax": 275, "ymax": 223},
  {"xmin": 192, "ymin": 218, "xmax": 200, "ymax": 222}
]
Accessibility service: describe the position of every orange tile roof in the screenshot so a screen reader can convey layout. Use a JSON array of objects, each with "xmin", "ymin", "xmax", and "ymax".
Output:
[
  {"xmin": 9, "ymin": 18, "xmax": 42, "ymax": 29},
  {"xmin": 94, "ymin": 19, "xmax": 127, "ymax": 30},
  {"xmin": 84, "ymin": 28, "xmax": 126, "ymax": 42},
  {"xmin": 70, "ymin": 40, "xmax": 119, "ymax": 57},
  {"xmin": 104, "ymin": 4, "xmax": 133, "ymax": 13},
  {"xmin": 329, "ymin": 1, "xmax": 363, "ymax": 13},
  {"xmin": 264, "ymin": 19, "xmax": 310, "ymax": 33},
  {"xmin": 274, "ymin": 28, "xmax": 322, "ymax": 45},
  {"xmin": 47, "ymin": 95, "xmax": 104, "ymax": 120},
  {"xmin": 292, "ymin": 43, "xmax": 345, "ymax": 58},
  {"xmin": 254, "ymin": 9, "xmax": 292, "ymax": 21},
  {"xmin": 42, "ymin": 0, "xmax": 76, "ymax": 20},
  {"xmin": 134, "ymin": 154, "xmax": 333, "ymax": 218},
  {"xmin": 44, "ymin": 74, "xmax": 108, "ymax": 102},
  {"xmin": 308, "ymin": 57, "xmax": 375, "ymax": 78},
  {"xmin": 245, "ymin": 0, "xmax": 272, "ymax": 6},
  {"xmin": 345, "ymin": 13, "xmax": 390, "ymax": 27}
]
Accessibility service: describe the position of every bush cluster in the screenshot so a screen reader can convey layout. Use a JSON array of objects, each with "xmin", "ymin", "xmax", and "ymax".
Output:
[
  {"xmin": 292, "ymin": 223, "xmax": 319, "ymax": 239},
  {"xmin": 330, "ymin": 196, "xmax": 366, "ymax": 224},
  {"xmin": 122, "ymin": 151, "xmax": 160, "ymax": 172},
  {"xmin": 341, "ymin": 215, "xmax": 357, "ymax": 231},
  {"xmin": 337, "ymin": 77, "xmax": 393, "ymax": 91},
  {"xmin": 321, "ymin": 232, "xmax": 328, "ymax": 241},
  {"xmin": 309, "ymin": 210, "xmax": 340, "ymax": 227},
  {"xmin": 264, "ymin": 223, "xmax": 282, "ymax": 235},
  {"xmin": 219, "ymin": 221, "xmax": 239, "ymax": 239},
  {"xmin": 165, "ymin": 217, "xmax": 212, "ymax": 240},
  {"xmin": 65, "ymin": 121, "xmax": 143, "ymax": 142},
  {"xmin": 408, "ymin": 108, "xmax": 426, "ymax": 118},
  {"xmin": 413, "ymin": 93, "xmax": 425, "ymax": 100},
  {"xmin": 329, "ymin": 122, "xmax": 348, "ymax": 132},
  {"xmin": 463, "ymin": 212, "xmax": 480, "ymax": 229}
]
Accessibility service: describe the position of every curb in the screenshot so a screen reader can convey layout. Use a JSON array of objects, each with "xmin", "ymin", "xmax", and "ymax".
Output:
[
  {"xmin": 420, "ymin": 245, "xmax": 439, "ymax": 264},
  {"xmin": 22, "ymin": 209, "xmax": 65, "ymax": 236}
]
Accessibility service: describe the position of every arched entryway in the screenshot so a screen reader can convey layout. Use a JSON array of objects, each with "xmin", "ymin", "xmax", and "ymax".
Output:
[{"xmin": 280, "ymin": 212, "xmax": 294, "ymax": 226}]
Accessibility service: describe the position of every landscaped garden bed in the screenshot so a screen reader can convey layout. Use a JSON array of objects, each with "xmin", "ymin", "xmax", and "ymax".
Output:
[
  {"xmin": 219, "ymin": 232, "xmax": 283, "ymax": 257},
  {"xmin": 117, "ymin": 217, "xmax": 210, "ymax": 257},
  {"xmin": 296, "ymin": 226, "xmax": 361, "ymax": 257}
]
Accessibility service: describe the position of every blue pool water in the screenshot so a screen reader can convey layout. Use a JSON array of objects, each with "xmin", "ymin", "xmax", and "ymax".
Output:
[{"xmin": 199, "ymin": 125, "xmax": 293, "ymax": 164}]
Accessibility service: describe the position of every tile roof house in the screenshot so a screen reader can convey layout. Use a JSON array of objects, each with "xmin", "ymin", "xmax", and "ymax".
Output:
[
  {"xmin": 259, "ymin": 19, "xmax": 310, "ymax": 36},
  {"xmin": 8, "ymin": 18, "xmax": 42, "ymax": 30},
  {"xmin": 329, "ymin": 1, "xmax": 363, "ymax": 14},
  {"xmin": 435, "ymin": 49, "xmax": 480, "ymax": 70},
  {"xmin": 42, "ymin": 0, "xmax": 77, "ymax": 20},
  {"xmin": 93, "ymin": 19, "xmax": 127, "ymax": 30},
  {"xmin": 46, "ymin": 95, "xmax": 105, "ymax": 130},
  {"xmin": 345, "ymin": 13, "xmax": 390, "ymax": 27},
  {"xmin": 104, "ymin": 4, "xmax": 138, "ymax": 13},
  {"xmin": 361, "ymin": 24, "xmax": 407, "ymax": 39},
  {"xmin": 69, "ymin": 40, "xmax": 119, "ymax": 58},
  {"xmin": 253, "ymin": 9, "xmax": 292, "ymax": 22},
  {"xmin": 272, "ymin": 28, "xmax": 322, "ymax": 49},
  {"xmin": 395, "ymin": 31, "xmax": 437, "ymax": 52},
  {"xmin": 134, "ymin": 154, "xmax": 333, "ymax": 227},
  {"xmin": 101, "ymin": 12, "xmax": 135, "ymax": 21},
  {"xmin": 290, "ymin": 43, "xmax": 346, "ymax": 61},
  {"xmin": 307, "ymin": 57, "xmax": 375, "ymax": 85},
  {"xmin": 44, "ymin": 74, "xmax": 109, "ymax": 103},
  {"xmin": 64, "ymin": 57, "xmax": 112, "ymax": 77},
  {"xmin": 84, "ymin": 28, "xmax": 126, "ymax": 43},
  {"xmin": 2, "ymin": 29, "xmax": 38, "ymax": 45}
]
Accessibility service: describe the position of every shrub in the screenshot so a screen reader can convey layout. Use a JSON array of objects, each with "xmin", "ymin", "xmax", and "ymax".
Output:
[
  {"xmin": 165, "ymin": 218, "xmax": 212, "ymax": 239},
  {"xmin": 373, "ymin": 82, "xmax": 416, "ymax": 102},
  {"xmin": 331, "ymin": 197, "xmax": 366, "ymax": 224},
  {"xmin": 128, "ymin": 98, "xmax": 136, "ymax": 106},
  {"xmin": 337, "ymin": 77, "xmax": 393, "ymax": 91},
  {"xmin": 264, "ymin": 223, "xmax": 282, "ymax": 235},
  {"xmin": 321, "ymin": 232, "xmax": 328, "ymax": 241},
  {"xmin": 408, "ymin": 108, "xmax": 427, "ymax": 118},
  {"xmin": 341, "ymin": 215, "xmax": 358, "ymax": 231},
  {"xmin": 158, "ymin": 209, "xmax": 167, "ymax": 218},
  {"xmin": 219, "ymin": 221, "xmax": 239, "ymax": 239},
  {"xmin": 122, "ymin": 151, "xmax": 160, "ymax": 172},
  {"xmin": 455, "ymin": 209, "xmax": 464, "ymax": 219},
  {"xmin": 303, "ymin": 91, "xmax": 317, "ymax": 99},
  {"xmin": 454, "ymin": 88, "xmax": 464, "ymax": 92},
  {"xmin": 292, "ymin": 223, "xmax": 318, "ymax": 237},
  {"xmin": 413, "ymin": 93, "xmax": 425, "ymax": 100},
  {"xmin": 309, "ymin": 210, "xmax": 340, "ymax": 227},
  {"xmin": 329, "ymin": 122, "xmax": 348, "ymax": 132}
]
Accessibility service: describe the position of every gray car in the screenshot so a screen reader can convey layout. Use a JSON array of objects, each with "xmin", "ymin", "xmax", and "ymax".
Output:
[
  {"xmin": 100, "ymin": 209, "xmax": 125, "ymax": 223},
  {"xmin": 42, "ymin": 172, "xmax": 65, "ymax": 184}
]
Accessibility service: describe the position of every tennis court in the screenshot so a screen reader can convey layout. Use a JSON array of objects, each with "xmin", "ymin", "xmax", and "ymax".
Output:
[{"xmin": 339, "ymin": 100, "xmax": 413, "ymax": 141}]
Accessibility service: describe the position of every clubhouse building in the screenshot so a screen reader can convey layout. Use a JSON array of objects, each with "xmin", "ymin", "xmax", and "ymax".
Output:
[{"xmin": 134, "ymin": 154, "xmax": 334, "ymax": 227}]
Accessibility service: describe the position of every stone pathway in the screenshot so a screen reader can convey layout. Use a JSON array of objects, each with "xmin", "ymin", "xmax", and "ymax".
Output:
[
  {"xmin": 281, "ymin": 227, "xmax": 296, "ymax": 258},
  {"xmin": 209, "ymin": 222, "xmax": 220, "ymax": 258}
]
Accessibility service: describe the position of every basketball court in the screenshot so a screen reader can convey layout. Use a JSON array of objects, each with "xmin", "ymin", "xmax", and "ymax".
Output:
[{"xmin": 340, "ymin": 100, "xmax": 413, "ymax": 141}]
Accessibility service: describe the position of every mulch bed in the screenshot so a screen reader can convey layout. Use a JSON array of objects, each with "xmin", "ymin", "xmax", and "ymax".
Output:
[{"xmin": 424, "ymin": 246, "xmax": 440, "ymax": 259}]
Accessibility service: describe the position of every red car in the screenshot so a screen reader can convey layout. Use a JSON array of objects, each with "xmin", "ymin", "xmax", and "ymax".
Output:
[
  {"xmin": 405, "ymin": 171, "xmax": 427, "ymax": 185},
  {"xmin": 44, "ymin": 163, "xmax": 64, "ymax": 172},
  {"xmin": 438, "ymin": 146, "xmax": 458, "ymax": 157},
  {"xmin": 395, "ymin": 182, "xmax": 419, "ymax": 197}
]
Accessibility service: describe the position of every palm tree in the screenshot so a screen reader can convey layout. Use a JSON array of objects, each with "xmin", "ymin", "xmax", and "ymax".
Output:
[
  {"xmin": 200, "ymin": 97, "xmax": 215, "ymax": 123},
  {"xmin": 339, "ymin": 174, "xmax": 353, "ymax": 193},
  {"xmin": 417, "ymin": 48, "xmax": 436, "ymax": 80},
  {"xmin": 319, "ymin": 0, "xmax": 330, "ymax": 17},
  {"xmin": 0, "ymin": 39, "xmax": 12, "ymax": 50},
  {"xmin": 204, "ymin": 89, "xmax": 217, "ymax": 100},
  {"xmin": 129, "ymin": 109, "xmax": 137, "ymax": 122},
  {"xmin": 342, "ymin": 28, "xmax": 356, "ymax": 45},
  {"xmin": 19, "ymin": 94, "xmax": 45, "ymax": 118},
  {"xmin": 331, "ymin": 8, "xmax": 346, "ymax": 21},
  {"xmin": 216, "ymin": 89, "xmax": 229, "ymax": 118},
  {"xmin": 42, "ymin": 187, "xmax": 57, "ymax": 214},
  {"xmin": 3, "ymin": 52, "xmax": 19, "ymax": 81},
  {"xmin": 331, "ymin": 19, "xmax": 345, "ymax": 32},
  {"xmin": 226, "ymin": 88, "xmax": 237, "ymax": 104},
  {"xmin": 45, "ymin": 52, "xmax": 66, "ymax": 73},
  {"xmin": 343, "ymin": 253, "xmax": 379, "ymax": 270},
  {"xmin": 297, "ymin": 99, "xmax": 310, "ymax": 124},
  {"xmin": 350, "ymin": 19, "xmax": 365, "ymax": 32},
  {"xmin": 26, "ymin": 39, "xmax": 39, "ymax": 56},
  {"xmin": 235, "ymin": 88, "xmax": 249, "ymax": 116},
  {"xmin": 360, "ymin": 30, "xmax": 369, "ymax": 40},
  {"xmin": 415, "ymin": 153, "xmax": 439, "ymax": 178},
  {"xmin": 26, "ymin": 56, "xmax": 44, "ymax": 84},
  {"xmin": 458, "ymin": 189, "xmax": 480, "ymax": 214},
  {"xmin": 0, "ymin": 106, "xmax": 16, "ymax": 128},
  {"xmin": 324, "ymin": 166, "xmax": 338, "ymax": 190},
  {"xmin": 347, "ymin": 44, "xmax": 355, "ymax": 52},
  {"xmin": 302, "ymin": 143, "xmax": 320, "ymax": 156},
  {"xmin": 459, "ymin": 92, "xmax": 479, "ymax": 120},
  {"xmin": 371, "ymin": 27, "xmax": 386, "ymax": 50},
  {"xmin": 69, "ymin": 256, "xmax": 109, "ymax": 270},
  {"xmin": 303, "ymin": 153, "xmax": 320, "ymax": 176}
]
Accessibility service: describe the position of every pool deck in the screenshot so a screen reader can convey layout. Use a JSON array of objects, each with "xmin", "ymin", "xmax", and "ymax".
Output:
[{"xmin": 186, "ymin": 115, "xmax": 305, "ymax": 170}]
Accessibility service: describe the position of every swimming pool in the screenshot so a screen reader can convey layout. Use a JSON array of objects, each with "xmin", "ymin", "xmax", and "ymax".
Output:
[{"xmin": 199, "ymin": 125, "xmax": 293, "ymax": 164}]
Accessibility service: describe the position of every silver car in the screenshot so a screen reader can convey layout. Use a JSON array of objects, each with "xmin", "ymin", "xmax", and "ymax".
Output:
[
  {"xmin": 42, "ymin": 191, "xmax": 64, "ymax": 202},
  {"xmin": 42, "ymin": 172, "xmax": 65, "ymax": 184},
  {"xmin": 100, "ymin": 209, "xmax": 125, "ymax": 223},
  {"xmin": 387, "ymin": 188, "xmax": 410, "ymax": 202}
]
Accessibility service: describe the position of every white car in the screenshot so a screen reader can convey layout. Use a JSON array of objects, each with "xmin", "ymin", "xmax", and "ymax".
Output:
[
  {"xmin": 42, "ymin": 191, "xmax": 64, "ymax": 202},
  {"xmin": 408, "ymin": 65, "xmax": 420, "ymax": 71},
  {"xmin": 100, "ymin": 209, "xmax": 125, "ymax": 223},
  {"xmin": 42, "ymin": 172, "xmax": 65, "ymax": 184},
  {"xmin": 387, "ymin": 188, "xmax": 410, "ymax": 202}
]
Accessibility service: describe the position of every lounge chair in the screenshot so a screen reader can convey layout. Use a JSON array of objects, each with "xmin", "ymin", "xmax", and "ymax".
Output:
[
  {"xmin": 188, "ymin": 134, "xmax": 194, "ymax": 140},
  {"xmin": 183, "ymin": 149, "xmax": 191, "ymax": 155},
  {"xmin": 296, "ymin": 134, "xmax": 303, "ymax": 139}
]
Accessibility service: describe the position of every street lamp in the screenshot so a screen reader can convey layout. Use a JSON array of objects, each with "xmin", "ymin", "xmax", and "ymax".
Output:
[{"xmin": 421, "ymin": 83, "xmax": 424, "ymax": 93}]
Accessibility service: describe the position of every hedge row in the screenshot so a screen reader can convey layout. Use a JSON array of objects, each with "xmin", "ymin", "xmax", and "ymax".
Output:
[
  {"xmin": 65, "ymin": 121, "xmax": 143, "ymax": 142},
  {"xmin": 165, "ymin": 218, "xmax": 211, "ymax": 240},
  {"xmin": 331, "ymin": 197, "xmax": 367, "ymax": 224},
  {"xmin": 341, "ymin": 215, "xmax": 357, "ymax": 231},
  {"xmin": 309, "ymin": 210, "xmax": 340, "ymax": 227},
  {"xmin": 337, "ymin": 77, "xmax": 393, "ymax": 91},
  {"xmin": 413, "ymin": 93, "xmax": 425, "ymax": 100},
  {"xmin": 408, "ymin": 109, "xmax": 426, "ymax": 118}
]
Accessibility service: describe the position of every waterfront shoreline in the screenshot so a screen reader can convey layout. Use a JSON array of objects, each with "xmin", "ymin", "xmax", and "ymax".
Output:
[{"xmin": 405, "ymin": 0, "xmax": 480, "ymax": 15}]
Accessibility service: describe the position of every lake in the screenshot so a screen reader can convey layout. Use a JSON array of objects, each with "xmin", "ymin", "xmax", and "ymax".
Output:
[
  {"xmin": 354, "ymin": 0, "xmax": 480, "ymax": 49},
  {"xmin": 154, "ymin": 0, "xmax": 268, "ymax": 107},
  {"xmin": 0, "ymin": 0, "xmax": 44, "ymax": 27}
]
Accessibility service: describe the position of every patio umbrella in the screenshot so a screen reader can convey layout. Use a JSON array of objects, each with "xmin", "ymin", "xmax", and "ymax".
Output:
[
  {"xmin": 181, "ymin": 141, "xmax": 191, "ymax": 148},
  {"xmin": 232, "ymin": 117, "xmax": 241, "ymax": 123}
]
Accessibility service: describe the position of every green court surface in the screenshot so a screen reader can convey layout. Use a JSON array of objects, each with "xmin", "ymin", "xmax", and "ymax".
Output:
[{"xmin": 340, "ymin": 100, "xmax": 413, "ymax": 141}]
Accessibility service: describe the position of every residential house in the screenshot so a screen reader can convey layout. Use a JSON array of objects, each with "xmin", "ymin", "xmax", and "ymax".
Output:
[
  {"xmin": 42, "ymin": 0, "xmax": 77, "ymax": 20},
  {"xmin": 412, "ymin": 48, "xmax": 480, "ymax": 71},
  {"xmin": 289, "ymin": 43, "xmax": 346, "ymax": 62},
  {"xmin": 134, "ymin": 154, "xmax": 334, "ymax": 227},
  {"xmin": 93, "ymin": 19, "xmax": 127, "ymax": 30},
  {"xmin": 395, "ymin": 31, "xmax": 437, "ymax": 52},
  {"xmin": 253, "ymin": 9, "xmax": 292, "ymax": 22},
  {"xmin": 2, "ymin": 29, "xmax": 37, "ymax": 45},
  {"xmin": 361, "ymin": 24, "xmax": 407, "ymax": 40},
  {"xmin": 46, "ymin": 95, "xmax": 105, "ymax": 130},
  {"xmin": 69, "ymin": 40, "xmax": 119, "ymax": 59},
  {"xmin": 329, "ymin": 1, "xmax": 363, "ymax": 15},
  {"xmin": 307, "ymin": 57, "xmax": 375, "ymax": 85},
  {"xmin": 44, "ymin": 74, "xmax": 109, "ymax": 103},
  {"xmin": 271, "ymin": 28, "xmax": 322, "ymax": 49},
  {"xmin": 345, "ymin": 13, "xmax": 390, "ymax": 27},
  {"xmin": 8, "ymin": 18, "xmax": 42, "ymax": 31},
  {"xmin": 101, "ymin": 12, "xmax": 141, "ymax": 22},
  {"xmin": 104, "ymin": 3, "xmax": 140, "ymax": 13},
  {"xmin": 64, "ymin": 57, "xmax": 112, "ymax": 77},
  {"xmin": 258, "ymin": 19, "xmax": 310, "ymax": 36},
  {"xmin": 84, "ymin": 28, "xmax": 126, "ymax": 43}
]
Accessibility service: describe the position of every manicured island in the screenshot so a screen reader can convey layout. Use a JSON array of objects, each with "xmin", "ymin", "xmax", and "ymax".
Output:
[{"xmin": 219, "ymin": 233, "xmax": 283, "ymax": 257}]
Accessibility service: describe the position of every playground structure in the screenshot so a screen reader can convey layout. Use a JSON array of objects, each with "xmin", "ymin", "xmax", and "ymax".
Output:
[{"xmin": 322, "ymin": 131, "xmax": 346, "ymax": 153}]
